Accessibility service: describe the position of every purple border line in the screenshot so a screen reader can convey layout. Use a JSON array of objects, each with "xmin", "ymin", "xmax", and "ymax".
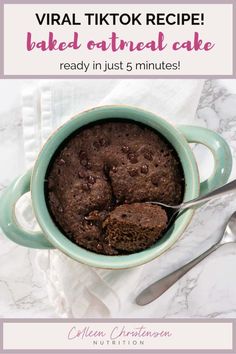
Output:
[
  {"xmin": 0, "ymin": 321, "xmax": 3, "ymax": 354},
  {"xmin": 2, "ymin": 318, "xmax": 234, "ymax": 323},
  {"xmin": 0, "ymin": 319, "xmax": 234, "ymax": 354},
  {"xmin": 0, "ymin": 0, "xmax": 3, "ymax": 77},
  {"xmin": 1, "ymin": 0, "xmax": 235, "ymax": 4},
  {"xmin": 233, "ymin": 321, "xmax": 236, "ymax": 354},
  {"xmin": 0, "ymin": 0, "xmax": 235, "ymax": 78},
  {"xmin": 1, "ymin": 75, "xmax": 235, "ymax": 79},
  {"xmin": 233, "ymin": 0, "xmax": 236, "ymax": 77}
]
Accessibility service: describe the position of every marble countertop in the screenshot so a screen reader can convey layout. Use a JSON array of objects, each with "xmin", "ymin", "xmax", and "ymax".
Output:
[{"xmin": 0, "ymin": 79, "xmax": 236, "ymax": 318}]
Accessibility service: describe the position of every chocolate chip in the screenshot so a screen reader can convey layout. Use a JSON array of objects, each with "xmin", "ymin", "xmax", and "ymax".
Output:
[
  {"xmin": 79, "ymin": 151, "xmax": 87, "ymax": 159},
  {"xmin": 87, "ymin": 161, "xmax": 92, "ymax": 169},
  {"xmin": 88, "ymin": 176, "xmax": 96, "ymax": 184},
  {"xmin": 78, "ymin": 170, "xmax": 86, "ymax": 178},
  {"xmin": 96, "ymin": 243, "xmax": 103, "ymax": 251},
  {"xmin": 128, "ymin": 153, "xmax": 138, "ymax": 164},
  {"xmin": 58, "ymin": 158, "xmax": 65, "ymax": 165},
  {"xmin": 93, "ymin": 141, "xmax": 100, "ymax": 150},
  {"xmin": 99, "ymin": 138, "xmax": 108, "ymax": 147},
  {"xmin": 111, "ymin": 166, "xmax": 117, "ymax": 173},
  {"xmin": 141, "ymin": 164, "xmax": 149, "ymax": 174},
  {"xmin": 144, "ymin": 152, "xmax": 153, "ymax": 161},
  {"xmin": 128, "ymin": 168, "xmax": 138, "ymax": 177},
  {"xmin": 151, "ymin": 174, "xmax": 159, "ymax": 186},
  {"xmin": 103, "ymin": 163, "xmax": 109, "ymax": 175},
  {"xmin": 82, "ymin": 183, "xmax": 90, "ymax": 191},
  {"xmin": 122, "ymin": 145, "xmax": 130, "ymax": 153},
  {"xmin": 85, "ymin": 210, "xmax": 100, "ymax": 221},
  {"xmin": 80, "ymin": 159, "xmax": 88, "ymax": 167}
]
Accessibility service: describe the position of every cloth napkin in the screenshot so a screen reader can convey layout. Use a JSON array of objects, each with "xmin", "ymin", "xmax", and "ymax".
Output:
[{"xmin": 20, "ymin": 79, "xmax": 204, "ymax": 318}]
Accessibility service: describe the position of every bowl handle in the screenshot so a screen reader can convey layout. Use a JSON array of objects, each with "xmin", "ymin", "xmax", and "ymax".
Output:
[
  {"xmin": 0, "ymin": 169, "xmax": 54, "ymax": 249},
  {"xmin": 178, "ymin": 125, "xmax": 232, "ymax": 196}
]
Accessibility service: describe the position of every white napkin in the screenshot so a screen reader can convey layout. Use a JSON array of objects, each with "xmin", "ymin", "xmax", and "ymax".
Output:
[{"xmin": 20, "ymin": 79, "xmax": 204, "ymax": 318}]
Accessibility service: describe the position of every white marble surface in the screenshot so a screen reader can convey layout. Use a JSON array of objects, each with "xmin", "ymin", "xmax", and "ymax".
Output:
[
  {"xmin": 0, "ymin": 79, "xmax": 236, "ymax": 318},
  {"xmin": 0, "ymin": 80, "xmax": 56, "ymax": 318}
]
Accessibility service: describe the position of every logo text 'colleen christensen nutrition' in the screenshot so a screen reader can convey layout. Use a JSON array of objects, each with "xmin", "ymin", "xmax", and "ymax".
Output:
[{"xmin": 67, "ymin": 325, "xmax": 172, "ymax": 346}]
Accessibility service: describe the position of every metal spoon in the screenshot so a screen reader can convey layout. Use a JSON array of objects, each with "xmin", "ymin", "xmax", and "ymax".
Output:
[
  {"xmin": 147, "ymin": 179, "xmax": 236, "ymax": 226},
  {"xmin": 136, "ymin": 211, "xmax": 236, "ymax": 306}
]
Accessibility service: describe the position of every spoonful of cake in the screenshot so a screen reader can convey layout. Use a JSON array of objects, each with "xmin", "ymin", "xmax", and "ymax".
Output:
[
  {"xmin": 146, "ymin": 178, "xmax": 236, "ymax": 224},
  {"xmin": 102, "ymin": 179, "xmax": 236, "ymax": 254}
]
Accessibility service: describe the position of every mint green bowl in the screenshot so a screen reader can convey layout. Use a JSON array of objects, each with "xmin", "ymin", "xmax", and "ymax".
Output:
[{"xmin": 0, "ymin": 106, "xmax": 232, "ymax": 269}]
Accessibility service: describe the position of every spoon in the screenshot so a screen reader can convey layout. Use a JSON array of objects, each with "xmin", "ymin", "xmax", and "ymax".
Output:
[
  {"xmin": 147, "ymin": 179, "xmax": 236, "ymax": 225},
  {"xmin": 136, "ymin": 210, "xmax": 236, "ymax": 306}
]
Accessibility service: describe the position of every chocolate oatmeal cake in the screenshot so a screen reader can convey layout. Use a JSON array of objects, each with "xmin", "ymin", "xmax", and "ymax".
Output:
[
  {"xmin": 46, "ymin": 121, "xmax": 184, "ymax": 255},
  {"xmin": 103, "ymin": 203, "xmax": 168, "ymax": 252}
]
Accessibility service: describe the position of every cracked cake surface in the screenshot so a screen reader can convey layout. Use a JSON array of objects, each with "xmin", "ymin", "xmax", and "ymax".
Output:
[{"xmin": 46, "ymin": 120, "xmax": 184, "ymax": 255}]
